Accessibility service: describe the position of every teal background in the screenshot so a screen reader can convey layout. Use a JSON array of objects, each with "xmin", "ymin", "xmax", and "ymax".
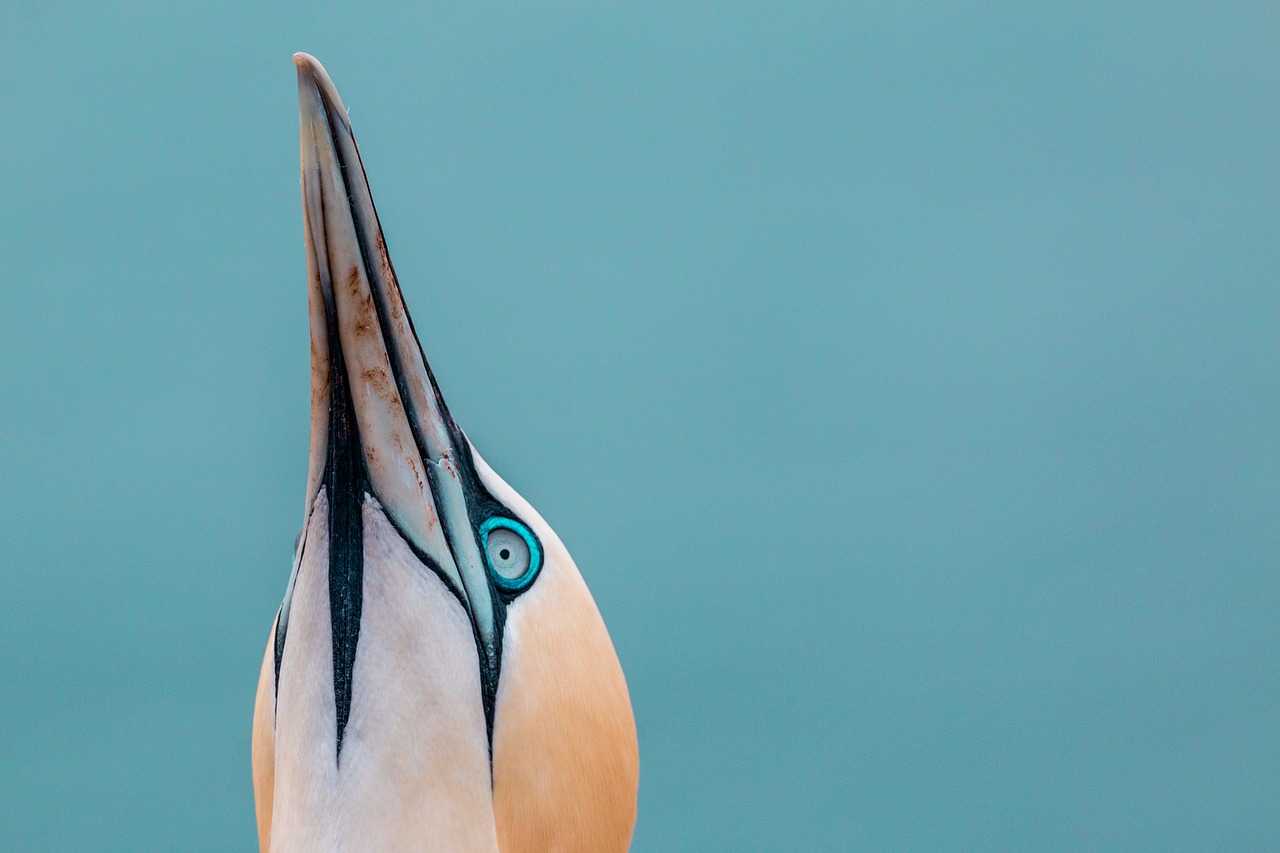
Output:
[{"xmin": 2, "ymin": 3, "xmax": 1278, "ymax": 850}]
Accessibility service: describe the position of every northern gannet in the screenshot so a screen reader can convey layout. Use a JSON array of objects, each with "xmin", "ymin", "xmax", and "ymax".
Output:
[{"xmin": 251, "ymin": 53, "xmax": 639, "ymax": 852}]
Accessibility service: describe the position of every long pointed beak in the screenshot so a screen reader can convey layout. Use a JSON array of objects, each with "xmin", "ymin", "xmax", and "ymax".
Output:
[
  {"xmin": 293, "ymin": 55, "xmax": 507, "ymax": 744},
  {"xmin": 295, "ymin": 52, "xmax": 457, "ymax": 571}
]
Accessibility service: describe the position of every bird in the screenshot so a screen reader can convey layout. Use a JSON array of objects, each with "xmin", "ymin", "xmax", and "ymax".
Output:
[{"xmin": 251, "ymin": 54, "xmax": 639, "ymax": 852}]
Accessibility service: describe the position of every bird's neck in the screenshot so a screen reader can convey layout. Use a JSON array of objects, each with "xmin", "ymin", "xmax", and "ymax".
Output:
[{"xmin": 269, "ymin": 504, "xmax": 501, "ymax": 852}]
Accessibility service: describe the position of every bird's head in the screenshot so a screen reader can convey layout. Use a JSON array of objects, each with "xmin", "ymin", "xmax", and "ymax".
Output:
[{"xmin": 253, "ymin": 54, "xmax": 637, "ymax": 852}]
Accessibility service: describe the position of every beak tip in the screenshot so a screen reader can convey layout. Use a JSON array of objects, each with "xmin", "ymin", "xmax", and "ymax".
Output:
[{"xmin": 293, "ymin": 53, "xmax": 347, "ymax": 122}]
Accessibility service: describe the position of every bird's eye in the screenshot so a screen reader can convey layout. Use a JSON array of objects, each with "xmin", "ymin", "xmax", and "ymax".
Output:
[{"xmin": 480, "ymin": 517, "xmax": 542, "ymax": 592}]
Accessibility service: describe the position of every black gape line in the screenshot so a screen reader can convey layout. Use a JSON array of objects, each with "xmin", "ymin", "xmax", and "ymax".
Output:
[{"xmin": 272, "ymin": 85, "xmax": 543, "ymax": 760}]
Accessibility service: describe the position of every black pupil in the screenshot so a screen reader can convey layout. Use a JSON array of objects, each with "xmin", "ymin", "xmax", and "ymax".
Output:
[{"xmin": 499, "ymin": 548, "xmax": 511, "ymax": 561}]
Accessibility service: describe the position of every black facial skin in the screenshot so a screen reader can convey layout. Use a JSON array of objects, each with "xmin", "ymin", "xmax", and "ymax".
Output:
[
  {"xmin": 321, "ymin": 275, "xmax": 366, "ymax": 757},
  {"xmin": 271, "ymin": 88, "xmax": 541, "ymax": 759},
  {"xmin": 272, "ymin": 217, "xmax": 367, "ymax": 757}
]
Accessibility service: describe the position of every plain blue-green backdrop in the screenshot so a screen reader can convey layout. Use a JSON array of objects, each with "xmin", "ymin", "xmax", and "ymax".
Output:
[{"xmin": 2, "ymin": 2, "xmax": 1277, "ymax": 850}]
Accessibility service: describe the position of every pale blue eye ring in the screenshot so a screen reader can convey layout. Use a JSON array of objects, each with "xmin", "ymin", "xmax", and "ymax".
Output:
[{"xmin": 479, "ymin": 516, "xmax": 542, "ymax": 592}]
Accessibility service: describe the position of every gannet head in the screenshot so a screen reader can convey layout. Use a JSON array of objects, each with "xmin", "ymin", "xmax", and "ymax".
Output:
[{"xmin": 250, "ymin": 53, "xmax": 638, "ymax": 853}]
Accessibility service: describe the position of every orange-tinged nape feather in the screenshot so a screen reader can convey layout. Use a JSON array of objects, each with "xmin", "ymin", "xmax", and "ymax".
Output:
[
  {"xmin": 492, "ymin": 550, "xmax": 640, "ymax": 853},
  {"xmin": 252, "ymin": 622, "xmax": 277, "ymax": 853}
]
